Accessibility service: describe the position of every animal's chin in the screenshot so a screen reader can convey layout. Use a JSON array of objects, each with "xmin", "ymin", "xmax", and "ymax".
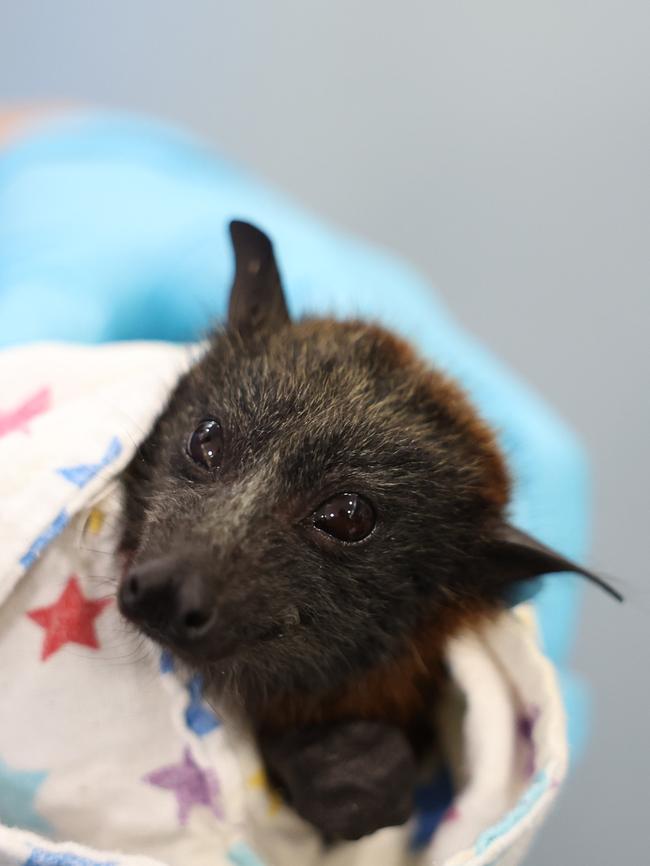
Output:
[{"xmin": 132, "ymin": 610, "xmax": 304, "ymax": 669}]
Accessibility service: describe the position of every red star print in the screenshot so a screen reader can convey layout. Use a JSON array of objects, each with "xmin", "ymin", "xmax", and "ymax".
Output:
[{"xmin": 27, "ymin": 576, "xmax": 112, "ymax": 661}]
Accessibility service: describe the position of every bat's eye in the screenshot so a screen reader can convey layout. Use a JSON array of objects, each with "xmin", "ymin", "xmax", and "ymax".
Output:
[
  {"xmin": 187, "ymin": 418, "xmax": 224, "ymax": 469},
  {"xmin": 313, "ymin": 493, "xmax": 376, "ymax": 543}
]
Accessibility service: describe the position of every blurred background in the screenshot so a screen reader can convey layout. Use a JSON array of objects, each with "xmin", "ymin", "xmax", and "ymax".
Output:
[{"xmin": 1, "ymin": 2, "xmax": 647, "ymax": 862}]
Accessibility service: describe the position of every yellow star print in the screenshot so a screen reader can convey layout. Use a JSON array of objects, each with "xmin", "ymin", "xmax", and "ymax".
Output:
[{"xmin": 247, "ymin": 768, "xmax": 283, "ymax": 816}]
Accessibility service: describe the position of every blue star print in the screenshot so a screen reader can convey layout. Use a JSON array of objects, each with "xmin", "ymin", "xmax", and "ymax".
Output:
[
  {"xmin": 410, "ymin": 763, "xmax": 454, "ymax": 849},
  {"xmin": 227, "ymin": 842, "xmax": 267, "ymax": 866},
  {"xmin": 23, "ymin": 849, "xmax": 115, "ymax": 866},
  {"xmin": 0, "ymin": 758, "xmax": 50, "ymax": 834},
  {"xmin": 19, "ymin": 509, "xmax": 69, "ymax": 569},
  {"xmin": 185, "ymin": 675, "xmax": 221, "ymax": 736},
  {"xmin": 159, "ymin": 648, "xmax": 175, "ymax": 673},
  {"xmin": 56, "ymin": 436, "xmax": 122, "ymax": 488}
]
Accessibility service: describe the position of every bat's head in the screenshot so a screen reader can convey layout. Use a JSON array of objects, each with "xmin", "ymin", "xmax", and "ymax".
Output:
[{"xmin": 118, "ymin": 222, "xmax": 620, "ymax": 713}]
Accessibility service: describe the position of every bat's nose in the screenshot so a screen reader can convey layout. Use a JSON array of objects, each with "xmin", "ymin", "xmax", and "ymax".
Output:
[{"xmin": 118, "ymin": 555, "xmax": 215, "ymax": 641}]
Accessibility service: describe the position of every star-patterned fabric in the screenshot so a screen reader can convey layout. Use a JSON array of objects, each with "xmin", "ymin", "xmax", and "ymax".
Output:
[
  {"xmin": 0, "ymin": 386, "xmax": 50, "ymax": 438},
  {"xmin": 0, "ymin": 758, "xmax": 50, "ymax": 834},
  {"xmin": 27, "ymin": 577, "xmax": 112, "ymax": 661},
  {"xmin": 0, "ymin": 342, "xmax": 569, "ymax": 866},
  {"xmin": 144, "ymin": 748, "xmax": 223, "ymax": 825},
  {"xmin": 23, "ymin": 851, "xmax": 117, "ymax": 866}
]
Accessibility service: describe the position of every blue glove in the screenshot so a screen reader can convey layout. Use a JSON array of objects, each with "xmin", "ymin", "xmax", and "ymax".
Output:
[{"xmin": 0, "ymin": 111, "xmax": 590, "ymax": 756}]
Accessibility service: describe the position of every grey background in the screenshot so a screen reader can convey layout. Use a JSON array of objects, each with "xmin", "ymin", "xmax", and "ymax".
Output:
[{"xmin": 1, "ymin": 2, "xmax": 647, "ymax": 862}]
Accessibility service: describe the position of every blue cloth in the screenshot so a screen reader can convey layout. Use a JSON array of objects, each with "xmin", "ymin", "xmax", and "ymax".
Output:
[{"xmin": 0, "ymin": 111, "xmax": 590, "ymax": 756}]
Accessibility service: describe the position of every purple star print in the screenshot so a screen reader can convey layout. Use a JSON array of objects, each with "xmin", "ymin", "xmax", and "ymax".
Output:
[
  {"xmin": 517, "ymin": 704, "xmax": 540, "ymax": 779},
  {"xmin": 143, "ymin": 747, "xmax": 222, "ymax": 825}
]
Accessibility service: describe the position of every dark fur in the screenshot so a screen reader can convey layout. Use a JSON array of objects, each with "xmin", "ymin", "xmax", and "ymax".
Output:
[{"xmin": 118, "ymin": 222, "xmax": 619, "ymax": 840}]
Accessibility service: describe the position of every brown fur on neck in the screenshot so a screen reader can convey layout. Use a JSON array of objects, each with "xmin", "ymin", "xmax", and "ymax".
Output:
[{"xmin": 257, "ymin": 598, "xmax": 500, "ymax": 734}]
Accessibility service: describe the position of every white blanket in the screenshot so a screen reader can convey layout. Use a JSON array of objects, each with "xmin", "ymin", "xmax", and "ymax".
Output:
[{"xmin": 0, "ymin": 342, "xmax": 568, "ymax": 866}]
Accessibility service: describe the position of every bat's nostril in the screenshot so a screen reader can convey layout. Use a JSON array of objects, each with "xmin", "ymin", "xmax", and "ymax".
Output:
[{"xmin": 183, "ymin": 608, "xmax": 213, "ymax": 635}]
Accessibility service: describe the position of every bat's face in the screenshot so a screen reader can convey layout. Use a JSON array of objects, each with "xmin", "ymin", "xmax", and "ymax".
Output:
[
  {"xmin": 119, "ymin": 317, "xmax": 508, "ymax": 704},
  {"xmin": 118, "ymin": 222, "xmax": 616, "ymax": 711}
]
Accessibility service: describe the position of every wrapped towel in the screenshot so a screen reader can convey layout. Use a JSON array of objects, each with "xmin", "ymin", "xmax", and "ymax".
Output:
[{"xmin": 0, "ymin": 341, "xmax": 567, "ymax": 866}]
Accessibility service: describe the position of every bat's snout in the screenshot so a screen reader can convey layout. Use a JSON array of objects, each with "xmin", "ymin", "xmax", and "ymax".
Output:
[{"xmin": 118, "ymin": 554, "xmax": 217, "ymax": 646}]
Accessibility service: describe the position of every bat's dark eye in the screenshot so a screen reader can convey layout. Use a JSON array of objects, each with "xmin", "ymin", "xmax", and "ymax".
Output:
[
  {"xmin": 187, "ymin": 419, "xmax": 224, "ymax": 469},
  {"xmin": 313, "ymin": 493, "xmax": 376, "ymax": 543}
]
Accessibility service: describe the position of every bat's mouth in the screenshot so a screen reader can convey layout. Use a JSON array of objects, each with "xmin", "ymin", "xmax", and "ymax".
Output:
[{"xmin": 121, "ymin": 600, "xmax": 304, "ymax": 663}]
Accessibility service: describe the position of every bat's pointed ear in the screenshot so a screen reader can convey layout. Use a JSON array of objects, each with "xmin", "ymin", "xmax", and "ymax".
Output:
[
  {"xmin": 485, "ymin": 522, "xmax": 623, "ymax": 602},
  {"xmin": 227, "ymin": 220, "xmax": 290, "ymax": 337}
]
